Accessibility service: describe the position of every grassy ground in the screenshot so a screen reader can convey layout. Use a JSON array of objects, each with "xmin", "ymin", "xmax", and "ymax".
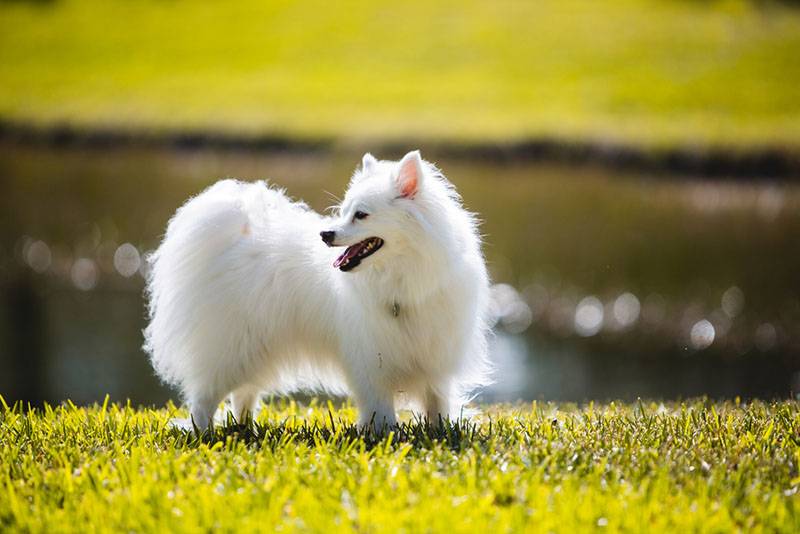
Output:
[
  {"xmin": 1, "ymin": 398, "xmax": 798, "ymax": 532},
  {"xmin": 1, "ymin": 0, "xmax": 799, "ymax": 149}
]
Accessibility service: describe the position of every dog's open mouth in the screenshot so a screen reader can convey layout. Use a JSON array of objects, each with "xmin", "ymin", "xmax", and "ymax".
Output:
[{"xmin": 333, "ymin": 237, "xmax": 384, "ymax": 272}]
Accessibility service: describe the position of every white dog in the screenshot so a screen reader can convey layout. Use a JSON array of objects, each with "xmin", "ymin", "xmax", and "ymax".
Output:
[{"xmin": 144, "ymin": 150, "xmax": 492, "ymax": 430}]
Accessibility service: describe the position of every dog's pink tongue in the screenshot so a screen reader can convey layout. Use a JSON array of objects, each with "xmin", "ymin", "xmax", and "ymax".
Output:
[{"xmin": 333, "ymin": 244, "xmax": 359, "ymax": 268}]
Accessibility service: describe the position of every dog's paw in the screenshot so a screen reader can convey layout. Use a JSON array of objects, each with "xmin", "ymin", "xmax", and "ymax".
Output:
[{"xmin": 168, "ymin": 417, "xmax": 198, "ymax": 432}]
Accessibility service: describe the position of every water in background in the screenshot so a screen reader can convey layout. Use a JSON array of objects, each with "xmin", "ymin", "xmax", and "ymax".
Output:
[{"xmin": 2, "ymin": 142, "xmax": 799, "ymax": 406}]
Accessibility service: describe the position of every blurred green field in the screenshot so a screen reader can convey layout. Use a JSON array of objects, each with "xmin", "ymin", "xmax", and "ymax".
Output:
[
  {"xmin": 1, "ymin": 399, "xmax": 798, "ymax": 532},
  {"xmin": 1, "ymin": 0, "xmax": 799, "ymax": 149}
]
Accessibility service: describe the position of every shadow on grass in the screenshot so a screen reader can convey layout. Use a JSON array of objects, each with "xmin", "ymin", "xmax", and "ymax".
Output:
[
  {"xmin": 173, "ymin": 412, "xmax": 492, "ymax": 452},
  {"xmin": 0, "ymin": 396, "xmax": 496, "ymax": 452}
]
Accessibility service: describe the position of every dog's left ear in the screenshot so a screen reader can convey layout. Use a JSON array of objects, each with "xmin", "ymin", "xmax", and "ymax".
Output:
[{"xmin": 394, "ymin": 150, "xmax": 424, "ymax": 199}]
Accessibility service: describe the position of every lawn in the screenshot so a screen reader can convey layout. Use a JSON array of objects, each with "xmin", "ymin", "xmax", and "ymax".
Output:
[
  {"xmin": 1, "ymin": 0, "xmax": 799, "ymax": 149},
  {"xmin": 1, "ymin": 398, "xmax": 798, "ymax": 532}
]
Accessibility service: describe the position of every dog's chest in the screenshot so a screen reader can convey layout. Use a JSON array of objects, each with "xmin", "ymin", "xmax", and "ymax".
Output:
[
  {"xmin": 376, "ymin": 295, "xmax": 458, "ymax": 354},
  {"xmin": 352, "ymin": 277, "xmax": 465, "ymax": 365}
]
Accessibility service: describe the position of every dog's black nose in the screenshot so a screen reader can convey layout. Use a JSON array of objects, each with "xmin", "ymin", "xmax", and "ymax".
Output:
[{"xmin": 320, "ymin": 230, "xmax": 336, "ymax": 246}]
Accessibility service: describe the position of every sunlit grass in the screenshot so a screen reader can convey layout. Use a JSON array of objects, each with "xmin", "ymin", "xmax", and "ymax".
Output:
[
  {"xmin": 1, "ymin": 0, "xmax": 799, "ymax": 149},
  {"xmin": 1, "ymin": 397, "xmax": 798, "ymax": 532}
]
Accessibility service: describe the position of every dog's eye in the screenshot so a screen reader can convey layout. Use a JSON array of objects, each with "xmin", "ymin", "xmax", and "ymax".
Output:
[{"xmin": 353, "ymin": 211, "xmax": 369, "ymax": 221}]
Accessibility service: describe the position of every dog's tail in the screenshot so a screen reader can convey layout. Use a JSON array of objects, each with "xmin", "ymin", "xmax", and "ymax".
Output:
[{"xmin": 143, "ymin": 180, "xmax": 253, "ymax": 388}]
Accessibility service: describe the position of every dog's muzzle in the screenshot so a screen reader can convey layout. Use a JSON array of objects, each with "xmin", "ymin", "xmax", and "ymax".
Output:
[{"xmin": 320, "ymin": 230, "xmax": 335, "ymax": 246}]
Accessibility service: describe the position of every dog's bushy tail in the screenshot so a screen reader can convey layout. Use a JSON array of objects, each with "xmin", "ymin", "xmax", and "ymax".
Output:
[{"xmin": 143, "ymin": 180, "xmax": 252, "ymax": 388}]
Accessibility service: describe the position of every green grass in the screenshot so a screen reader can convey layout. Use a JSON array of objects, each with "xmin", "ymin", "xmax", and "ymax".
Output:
[
  {"xmin": 1, "ymin": 398, "xmax": 798, "ymax": 532},
  {"xmin": 1, "ymin": 0, "xmax": 800, "ymax": 149}
]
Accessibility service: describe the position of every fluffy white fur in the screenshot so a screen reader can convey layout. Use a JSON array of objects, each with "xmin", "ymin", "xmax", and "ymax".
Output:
[{"xmin": 144, "ymin": 150, "xmax": 492, "ymax": 430}]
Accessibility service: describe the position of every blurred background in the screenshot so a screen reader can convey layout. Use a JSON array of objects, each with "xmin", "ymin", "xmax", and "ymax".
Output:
[{"xmin": 1, "ymin": 0, "xmax": 799, "ymax": 406}]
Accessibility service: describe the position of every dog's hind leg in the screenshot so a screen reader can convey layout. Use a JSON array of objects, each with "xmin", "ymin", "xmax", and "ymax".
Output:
[
  {"xmin": 186, "ymin": 390, "xmax": 225, "ymax": 432},
  {"xmin": 230, "ymin": 384, "xmax": 261, "ymax": 423},
  {"xmin": 168, "ymin": 390, "xmax": 223, "ymax": 433}
]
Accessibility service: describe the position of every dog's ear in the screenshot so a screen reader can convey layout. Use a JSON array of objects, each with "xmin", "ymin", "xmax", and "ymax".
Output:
[
  {"xmin": 394, "ymin": 150, "xmax": 424, "ymax": 199},
  {"xmin": 362, "ymin": 153, "xmax": 378, "ymax": 173}
]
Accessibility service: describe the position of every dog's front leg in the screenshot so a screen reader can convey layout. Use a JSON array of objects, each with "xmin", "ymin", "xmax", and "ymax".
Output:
[
  {"xmin": 424, "ymin": 386, "xmax": 453, "ymax": 426},
  {"xmin": 343, "ymin": 356, "xmax": 397, "ymax": 431},
  {"xmin": 354, "ymin": 381, "xmax": 396, "ymax": 432}
]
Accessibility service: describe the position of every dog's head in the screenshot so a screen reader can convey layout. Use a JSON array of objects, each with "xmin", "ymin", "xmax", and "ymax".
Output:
[{"xmin": 322, "ymin": 149, "xmax": 436, "ymax": 273}]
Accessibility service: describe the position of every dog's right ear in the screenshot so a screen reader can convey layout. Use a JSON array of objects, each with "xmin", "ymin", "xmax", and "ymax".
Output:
[
  {"xmin": 362, "ymin": 153, "xmax": 378, "ymax": 173},
  {"xmin": 394, "ymin": 150, "xmax": 424, "ymax": 199}
]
